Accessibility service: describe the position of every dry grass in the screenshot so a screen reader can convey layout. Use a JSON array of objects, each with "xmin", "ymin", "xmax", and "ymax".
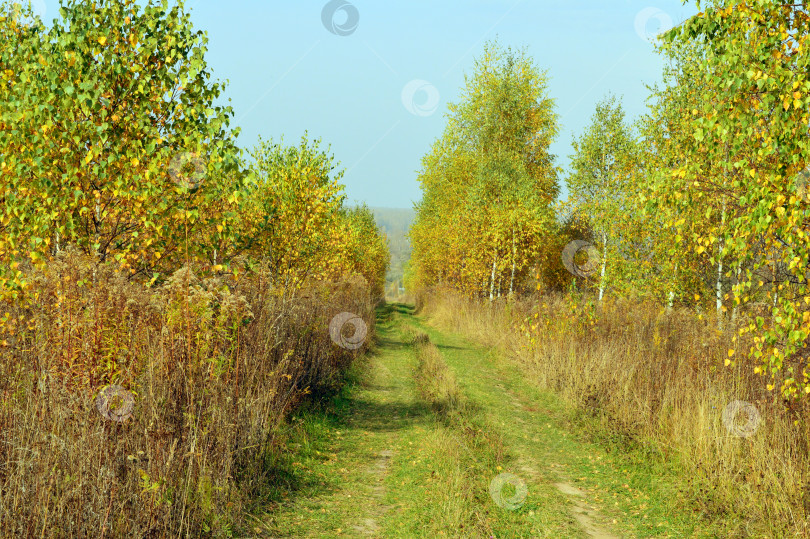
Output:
[
  {"xmin": 408, "ymin": 329, "xmax": 464, "ymax": 414},
  {"xmin": 0, "ymin": 248, "xmax": 376, "ymax": 537},
  {"xmin": 416, "ymin": 286, "xmax": 810, "ymax": 537}
]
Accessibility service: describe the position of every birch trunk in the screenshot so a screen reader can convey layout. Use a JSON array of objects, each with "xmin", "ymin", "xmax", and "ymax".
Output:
[
  {"xmin": 716, "ymin": 203, "xmax": 726, "ymax": 331},
  {"xmin": 509, "ymin": 227, "xmax": 516, "ymax": 297},
  {"xmin": 489, "ymin": 251, "xmax": 497, "ymax": 301},
  {"xmin": 667, "ymin": 262, "xmax": 678, "ymax": 313},
  {"xmin": 598, "ymin": 230, "xmax": 606, "ymax": 302}
]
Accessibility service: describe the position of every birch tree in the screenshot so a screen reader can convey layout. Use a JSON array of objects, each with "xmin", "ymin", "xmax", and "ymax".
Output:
[
  {"xmin": 566, "ymin": 95, "xmax": 637, "ymax": 302},
  {"xmin": 660, "ymin": 0, "xmax": 810, "ymax": 398},
  {"xmin": 409, "ymin": 41, "xmax": 560, "ymax": 298}
]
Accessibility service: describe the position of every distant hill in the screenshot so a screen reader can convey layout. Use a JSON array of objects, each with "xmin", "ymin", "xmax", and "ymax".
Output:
[{"xmin": 368, "ymin": 207, "xmax": 415, "ymax": 298}]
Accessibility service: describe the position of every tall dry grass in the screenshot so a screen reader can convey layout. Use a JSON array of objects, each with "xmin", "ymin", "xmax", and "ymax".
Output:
[
  {"xmin": 0, "ymin": 248, "xmax": 376, "ymax": 537},
  {"xmin": 408, "ymin": 328, "xmax": 464, "ymax": 414},
  {"xmin": 416, "ymin": 286, "xmax": 810, "ymax": 537}
]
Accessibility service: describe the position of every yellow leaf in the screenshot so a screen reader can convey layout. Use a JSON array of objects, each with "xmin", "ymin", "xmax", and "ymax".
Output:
[
  {"xmin": 724, "ymin": 358, "xmax": 731, "ymax": 366},
  {"xmin": 97, "ymin": 36, "xmax": 107, "ymax": 46},
  {"xmin": 728, "ymin": 349, "xmax": 735, "ymax": 357},
  {"xmin": 85, "ymin": 151, "xmax": 93, "ymax": 164}
]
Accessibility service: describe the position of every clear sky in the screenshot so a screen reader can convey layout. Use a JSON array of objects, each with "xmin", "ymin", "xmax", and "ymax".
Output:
[{"xmin": 31, "ymin": 0, "xmax": 699, "ymax": 208}]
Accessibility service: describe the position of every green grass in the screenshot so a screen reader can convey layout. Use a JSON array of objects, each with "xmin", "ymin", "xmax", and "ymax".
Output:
[
  {"xmin": 253, "ymin": 302, "xmax": 732, "ymax": 537},
  {"xmin": 409, "ymin": 310, "xmax": 736, "ymax": 538}
]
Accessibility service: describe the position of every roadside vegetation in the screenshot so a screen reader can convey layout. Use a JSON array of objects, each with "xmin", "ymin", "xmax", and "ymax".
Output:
[
  {"xmin": 4, "ymin": 0, "xmax": 810, "ymax": 536},
  {"xmin": 407, "ymin": 4, "xmax": 810, "ymax": 536},
  {"xmin": 0, "ymin": 1, "xmax": 387, "ymax": 536}
]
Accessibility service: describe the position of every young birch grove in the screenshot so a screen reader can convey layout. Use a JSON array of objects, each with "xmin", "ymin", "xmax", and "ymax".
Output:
[
  {"xmin": 407, "ymin": 42, "xmax": 560, "ymax": 300},
  {"xmin": 409, "ymin": 3, "xmax": 810, "ymax": 404},
  {"xmin": 406, "ymin": 6, "xmax": 810, "ymax": 533},
  {"xmin": 0, "ymin": 1, "xmax": 388, "ymax": 535}
]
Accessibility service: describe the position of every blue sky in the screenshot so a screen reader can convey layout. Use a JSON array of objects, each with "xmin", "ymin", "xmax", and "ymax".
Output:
[{"xmin": 31, "ymin": 0, "xmax": 698, "ymax": 209}]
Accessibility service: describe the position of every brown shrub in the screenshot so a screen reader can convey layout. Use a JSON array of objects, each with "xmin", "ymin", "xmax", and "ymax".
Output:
[{"xmin": 0, "ymin": 248, "xmax": 375, "ymax": 537}]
